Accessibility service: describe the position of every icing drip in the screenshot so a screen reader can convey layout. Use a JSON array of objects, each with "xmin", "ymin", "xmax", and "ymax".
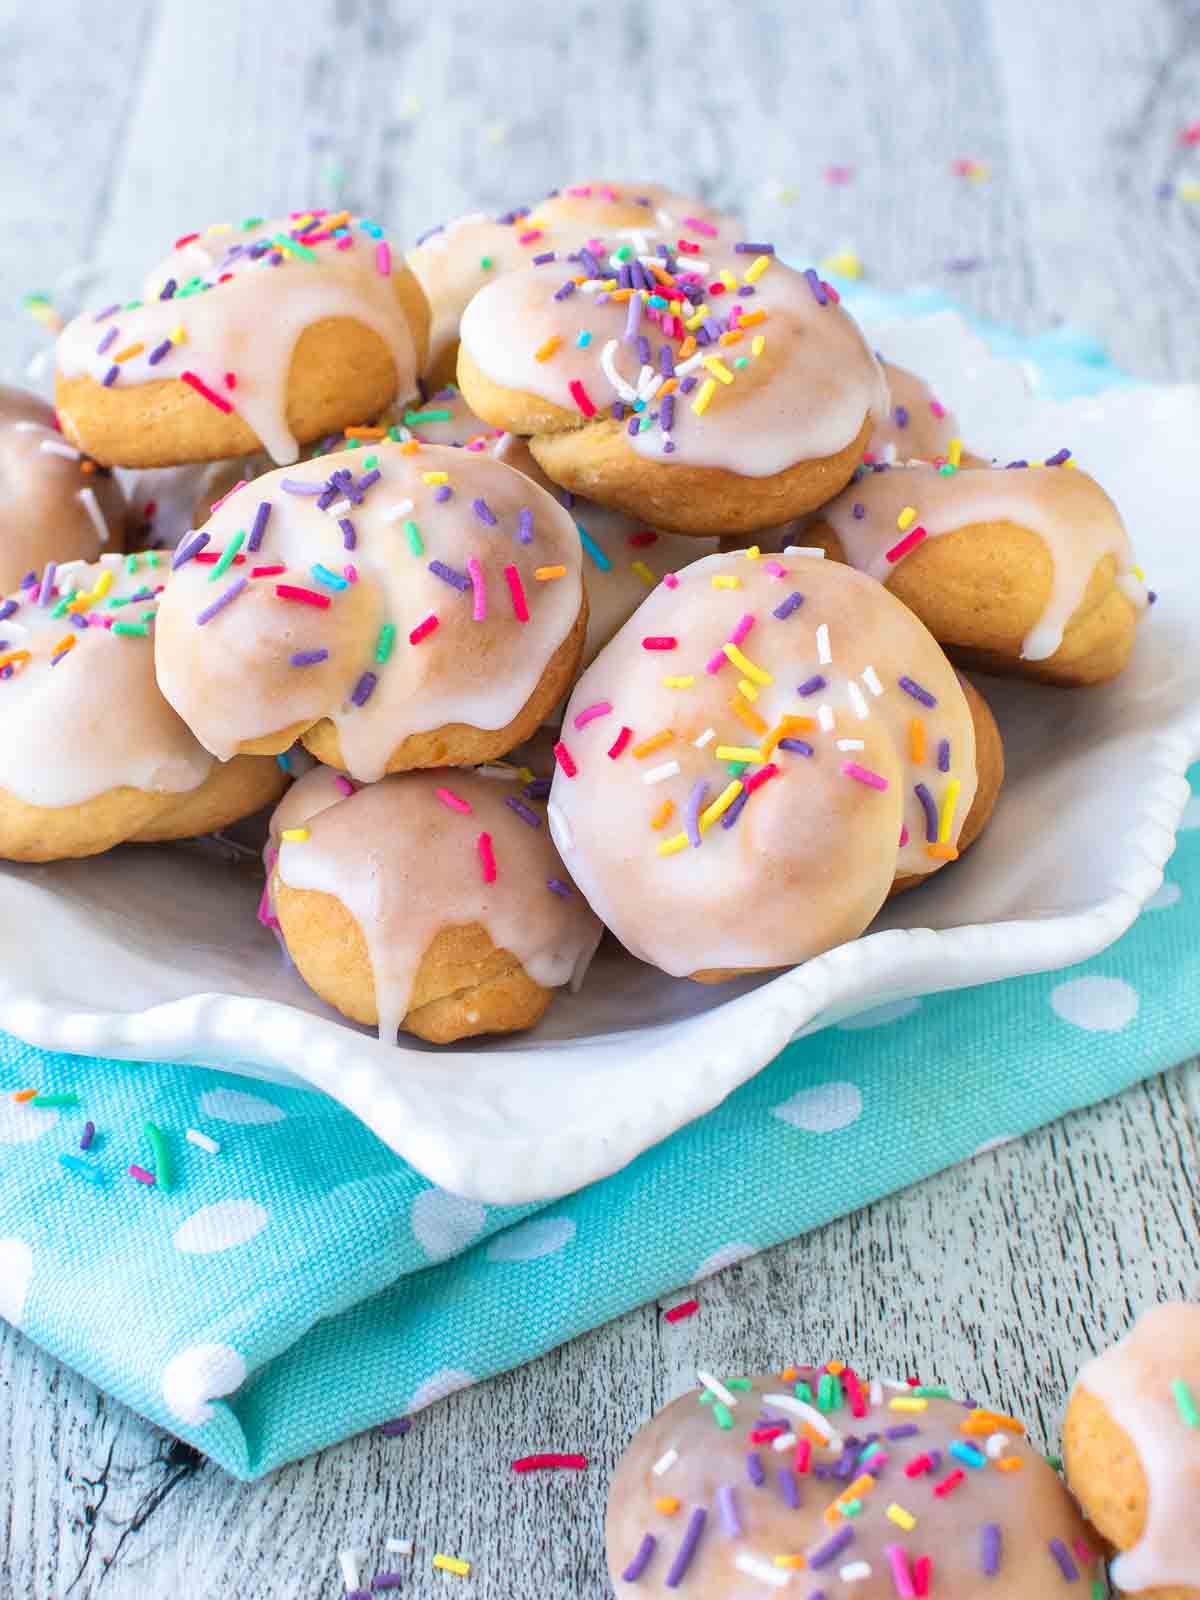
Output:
[
  {"xmin": 820, "ymin": 460, "xmax": 1146, "ymax": 661},
  {"xmin": 1075, "ymin": 1302, "xmax": 1200, "ymax": 1589},
  {"xmin": 869, "ymin": 361, "xmax": 961, "ymax": 464},
  {"xmin": 154, "ymin": 443, "xmax": 585, "ymax": 783},
  {"xmin": 0, "ymin": 552, "xmax": 213, "ymax": 808},
  {"xmin": 56, "ymin": 213, "xmax": 420, "ymax": 464},
  {"xmin": 460, "ymin": 245, "xmax": 887, "ymax": 477},
  {"xmin": 549, "ymin": 551, "xmax": 977, "ymax": 978},
  {"xmin": 269, "ymin": 765, "xmax": 602, "ymax": 1042}
]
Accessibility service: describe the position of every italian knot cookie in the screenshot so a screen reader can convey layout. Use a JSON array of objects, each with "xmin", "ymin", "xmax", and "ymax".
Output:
[
  {"xmin": 607, "ymin": 1365, "xmax": 1102, "ymax": 1595},
  {"xmin": 810, "ymin": 454, "xmax": 1149, "ymax": 684},
  {"xmin": 0, "ymin": 384, "xmax": 125, "ymax": 593},
  {"xmin": 265, "ymin": 764, "xmax": 602, "ymax": 1043},
  {"xmin": 154, "ymin": 443, "xmax": 588, "ymax": 782},
  {"xmin": 0, "ymin": 552, "xmax": 285, "ymax": 861},
  {"xmin": 409, "ymin": 180, "xmax": 738, "ymax": 385},
  {"xmin": 1065, "ymin": 1302, "xmax": 1200, "ymax": 1597},
  {"xmin": 548, "ymin": 549, "xmax": 1001, "ymax": 981},
  {"xmin": 55, "ymin": 210, "xmax": 430, "ymax": 468},
  {"xmin": 457, "ymin": 239, "xmax": 887, "ymax": 535}
]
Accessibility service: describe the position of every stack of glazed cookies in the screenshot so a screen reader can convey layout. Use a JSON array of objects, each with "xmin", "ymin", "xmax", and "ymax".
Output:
[{"xmin": 0, "ymin": 181, "xmax": 1150, "ymax": 1041}]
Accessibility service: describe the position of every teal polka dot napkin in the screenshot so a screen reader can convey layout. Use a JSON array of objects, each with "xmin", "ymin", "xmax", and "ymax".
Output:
[{"xmin": 0, "ymin": 304, "xmax": 1195, "ymax": 1480}]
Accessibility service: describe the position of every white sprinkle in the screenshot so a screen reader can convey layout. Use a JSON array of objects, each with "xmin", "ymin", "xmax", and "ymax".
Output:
[
  {"xmin": 655, "ymin": 208, "xmax": 675, "ymax": 229},
  {"xmin": 761, "ymin": 1394, "xmax": 841, "ymax": 1448},
  {"xmin": 652, "ymin": 1448, "xmax": 679, "ymax": 1477},
  {"xmin": 836, "ymin": 739, "xmax": 865, "ymax": 751},
  {"xmin": 862, "ymin": 664, "xmax": 883, "ymax": 696},
  {"xmin": 693, "ymin": 727, "xmax": 715, "ymax": 749},
  {"xmin": 385, "ymin": 1538, "xmax": 414, "ymax": 1556},
  {"xmin": 985, "ymin": 1432, "xmax": 1009, "ymax": 1460},
  {"xmin": 840, "ymin": 1561, "xmax": 872, "ymax": 1583},
  {"xmin": 783, "ymin": 545, "xmax": 825, "ymax": 559},
  {"xmin": 881, "ymin": 1378, "xmax": 911, "ymax": 1390},
  {"xmin": 847, "ymin": 681, "xmax": 869, "ymax": 720},
  {"xmin": 77, "ymin": 486, "xmax": 110, "ymax": 544},
  {"xmin": 697, "ymin": 1370, "xmax": 739, "ymax": 1408},
  {"xmin": 39, "ymin": 439, "xmax": 81, "ymax": 461},
  {"xmin": 643, "ymin": 760, "xmax": 681, "ymax": 786},
  {"xmin": 185, "ymin": 1128, "xmax": 219, "ymax": 1155},
  {"xmin": 382, "ymin": 498, "xmax": 415, "ymax": 523},
  {"xmin": 638, "ymin": 371, "xmax": 664, "ymax": 403},
  {"xmin": 869, "ymin": 1380, "xmax": 883, "ymax": 1407},
  {"xmin": 771, "ymin": 1430, "xmax": 798, "ymax": 1453},
  {"xmin": 600, "ymin": 339, "xmax": 638, "ymax": 402},
  {"xmin": 326, "ymin": 498, "xmax": 353, "ymax": 518},
  {"xmin": 338, "ymin": 1550, "xmax": 362, "ymax": 1593},
  {"xmin": 734, "ymin": 1552, "xmax": 789, "ymax": 1589},
  {"xmin": 815, "ymin": 622, "xmax": 831, "ymax": 664},
  {"xmin": 476, "ymin": 764, "xmax": 521, "ymax": 781},
  {"xmin": 817, "ymin": 703, "xmax": 835, "ymax": 733},
  {"xmin": 674, "ymin": 351, "xmax": 707, "ymax": 378},
  {"xmin": 615, "ymin": 227, "xmax": 652, "ymax": 253},
  {"xmin": 14, "ymin": 420, "xmax": 53, "ymax": 434}
]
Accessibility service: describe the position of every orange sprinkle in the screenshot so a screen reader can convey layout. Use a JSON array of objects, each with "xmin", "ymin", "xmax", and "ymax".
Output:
[
  {"xmin": 534, "ymin": 335, "xmax": 562, "ymax": 363},
  {"xmin": 801, "ymin": 1424, "xmax": 828, "ymax": 1447},
  {"xmin": 343, "ymin": 425, "xmax": 387, "ymax": 439},
  {"xmin": 633, "ymin": 730, "xmax": 674, "ymax": 759},
  {"xmin": 12, "ymin": 1088, "xmax": 38, "ymax": 1103},
  {"xmin": 610, "ymin": 288, "xmax": 634, "ymax": 302},
  {"xmin": 774, "ymin": 1555, "xmax": 806, "ymax": 1571},
  {"xmin": 399, "ymin": 440, "xmax": 420, "ymax": 454},
  {"xmin": 80, "ymin": 459, "xmax": 96, "ymax": 474},
  {"xmin": 0, "ymin": 649, "xmax": 31, "ymax": 671},
  {"xmin": 962, "ymin": 1411, "xmax": 1026, "ymax": 1436},
  {"xmin": 760, "ymin": 716, "xmax": 815, "ymax": 758},
  {"xmin": 781, "ymin": 1366, "xmax": 800, "ymax": 1382},
  {"xmin": 926, "ymin": 844, "xmax": 959, "ymax": 861},
  {"xmin": 658, "ymin": 377, "xmax": 679, "ymax": 397},
  {"xmin": 909, "ymin": 717, "xmax": 927, "ymax": 764},
  {"xmin": 718, "ymin": 330, "xmax": 743, "ymax": 346},
  {"xmin": 650, "ymin": 799, "xmax": 676, "ymax": 831},
  {"xmin": 826, "ymin": 1360, "xmax": 847, "ymax": 1376},
  {"xmin": 840, "ymin": 1473, "xmax": 876, "ymax": 1502},
  {"xmin": 647, "ymin": 262, "xmax": 677, "ymax": 287},
  {"xmin": 678, "ymin": 335, "xmax": 697, "ymax": 360},
  {"xmin": 729, "ymin": 695, "xmax": 768, "ymax": 736},
  {"xmin": 321, "ymin": 209, "xmax": 352, "ymax": 231},
  {"xmin": 738, "ymin": 309, "xmax": 767, "ymax": 326},
  {"xmin": 655, "ymin": 1496, "xmax": 681, "ymax": 1515},
  {"xmin": 996, "ymin": 1456, "xmax": 1024, "ymax": 1473},
  {"xmin": 534, "ymin": 565, "xmax": 567, "ymax": 581},
  {"xmin": 113, "ymin": 342, "xmax": 145, "ymax": 364},
  {"xmin": 52, "ymin": 634, "xmax": 76, "ymax": 656}
]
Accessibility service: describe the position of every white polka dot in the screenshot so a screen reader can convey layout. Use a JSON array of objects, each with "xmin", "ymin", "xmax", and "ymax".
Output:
[
  {"xmin": 974, "ymin": 1135, "xmax": 1017, "ymax": 1156},
  {"xmin": 408, "ymin": 1368, "xmax": 476, "ymax": 1412},
  {"xmin": 0, "ymin": 1099, "xmax": 59, "ymax": 1145},
  {"xmin": 837, "ymin": 998, "xmax": 921, "ymax": 1030},
  {"xmin": 1146, "ymin": 880, "xmax": 1182, "ymax": 911},
  {"xmin": 198, "ymin": 1088, "xmax": 287, "ymax": 1126},
  {"xmin": 771, "ymin": 1081, "xmax": 864, "ymax": 1133},
  {"xmin": 173, "ymin": 1199, "xmax": 270, "ymax": 1255},
  {"xmin": 0, "ymin": 1238, "xmax": 33, "ymax": 1328},
  {"xmin": 410, "ymin": 1190, "xmax": 486, "ymax": 1262},
  {"xmin": 1180, "ymin": 793, "xmax": 1200, "ymax": 829},
  {"xmin": 486, "ymin": 1216, "xmax": 576, "ymax": 1263},
  {"xmin": 162, "ymin": 1342, "xmax": 246, "ymax": 1425},
  {"xmin": 1050, "ymin": 975, "xmax": 1140, "ymax": 1033},
  {"xmin": 692, "ymin": 1243, "xmax": 757, "ymax": 1282}
]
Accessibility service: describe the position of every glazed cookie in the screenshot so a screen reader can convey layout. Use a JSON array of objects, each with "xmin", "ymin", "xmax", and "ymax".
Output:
[
  {"xmin": 548, "ymin": 549, "xmax": 1002, "ymax": 981},
  {"xmin": 869, "ymin": 361, "xmax": 963, "ymax": 465},
  {"xmin": 55, "ymin": 211, "xmax": 429, "ymax": 468},
  {"xmin": 409, "ymin": 180, "xmax": 737, "ymax": 386},
  {"xmin": 265, "ymin": 764, "xmax": 602, "ymax": 1043},
  {"xmin": 1064, "ymin": 1302, "xmax": 1200, "ymax": 1597},
  {"xmin": 0, "ymin": 385, "xmax": 125, "ymax": 592},
  {"xmin": 457, "ymin": 242, "xmax": 887, "ymax": 535},
  {"xmin": 608, "ymin": 1365, "xmax": 1103, "ymax": 1595},
  {"xmin": 154, "ymin": 443, "xmax": 587, "ymax": 782},
  {"xmin": 0, "ymin": 553, "xmax": 285, "ymax": 862},
  {"xmin": 808, "ymin": 456, "xmax": 1149, "ymax": 685}
]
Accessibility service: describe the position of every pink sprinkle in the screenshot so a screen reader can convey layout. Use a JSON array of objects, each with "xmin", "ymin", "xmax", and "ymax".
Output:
[
  {"xmin": 842, "ymin": 761, "xmax": 889, "ymax": 791},
  {"xmin": 467, "ymin": 556, "xmax": 486, "ymax": 621},
  {"xmin": 574, "ymin": 700, "xmax": 612, "ymax": 730},
  {"xmin": 477, "ymin": 830, "xmax": 497, "ymax": 883},
  {"xmin": 568, "ymin": 379, "xmax": 597, "ymax": 418},
  {"xmin": 436, "ymin": 786, "xmax": 472, "ymax": 814},
  {"xmin": 743, "ymin": 761, "xmax": 779, "ymax": 795},
  {"xmin": 336, "ymin": 234, "xmax": 353, "ymax": 251},
  {"xmin": 825, "ymin": 164, "xmax": 855, "ymax": 185},
  {"xmin": 900, "ymin": 824, "xmax": 909, "ymax": 847},
  {"xmin": 1073, "ymin": 1539, "xmax": 1096, "ymax": 1566},
  {"xmin": 642, "ymin": 635, "xmax": 677, "ymax": 650},
  {"xmin": 929, "ymin": 398, "xmax": 947, "ymax": 418},
  {"xmin": 224, "ymin": 371, "xmax": 237, "ymax": 389},
  {"xmin": 607, "ymin": 726, "xmax": 632, "ymax": 760},
  {"xmin": 885, "ymin": 525, "xmax": 928, "ymax": 563},
  {"xmin": 334, "ymin": 776, "xmax": 355, "ymax": 796},
  {"xmin": 409, "ymin": 613, "xmax": 439, "ymax": 644},
  {"xmin": 729, "ymin": 613, "xmax": 754, "ymax": 647},
  {"xmin": 504, "ymin": 564, "xmax": 530, "ymax": 622},
  {"xmin": 682, "ymin": 215, "xmax": 717, "ymax": 237},
  {"xmin": 251, "ymin": 564, "xmax": 286, "ymax": 578},
  {"xmin": 344, "ymin": 564, "xmax": 358, "ymax": 583},
  {"xmin": 664, "ymin": 1299, "xmax": 699, "ymax": 1323},
  {"xmin": 763, "ymin": 561, "xmax": 787, "ymax": 578},
  {"xmin": 554, "ymin": 740, "xmax": 577, "ymax": 778},
  {"xmin": 518, "ymin": 229, "xmax": 543, "ymax": 245},
  {"xmin": 794, "ymin": 1438, "xmax": 812, "ymax": 1474},
  {"xmin": 180, "ymin": 369, "xmax": 233, "ymax": 414},
  {"xmin": 886, "ymin": 1545, "xmax": 916, "ymax": 1600},
  {"xmin": 376, "ymin": 240, "xmax": 392, "ymax": 276},
  {"xmin": 256, "ymin": 865, "xmax": 275, "ymax": 929},
  {"xmin": 705, "ymin": 649, "xmax": 727, "ymax": 675},
  {"xmin": 128, "ymin": 1164, "xmax": 156, "ymax": 1186},
  {"xmin": 663, "ymin": 572, "xmax": 680, "ymax": 589},
  {"xmin": 209, "ymin": 478, "xmax": 248, "ymax": 513}
]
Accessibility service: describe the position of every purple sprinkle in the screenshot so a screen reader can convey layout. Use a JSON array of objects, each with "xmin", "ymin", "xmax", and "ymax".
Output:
[
  {"xmin": 351, "ymin": 671, "xmax": 378, "ymax": 707},
  {"xmin": 96, "ymin": 326, "xmax": 119, "ymax": 356},
  {"xmin": 686, "ymin": 781, "xmax": 708, "ymax": 849},
  {"xmin": 777, "ymin": 1468, "xmax": 800, "ymax": 1508},
  {"xmin": 93, "ymin": 304, "xmax": 120, "ymax": 322},
  {"xmin": 852, "ymin": 501, "xmax": 866, "ymax": 519},
  {"xmin": 195, "ymin": 577, "xmax": 248, "ymax": 625},
  {"xmin": 357, "ymin": 468, "xmax": 381, "ymax": 494},
  {"xmin": 280, "ymin": 478, "xmax": 324, "ymax": 495},
  {"xmin": 915, "ymin": 782, "xmax": 938, "ymax": 842},
  {"xmin": 505, "ymin": 795, "xmax": 542, "ymax": 828},
  {"xmin": 80, "ymin": 1121, "xmax": 95, "ymax": 1151},
  {"xmin": 659, "ymin": 345, "xmax": 675, "ymax": 376},
  {"xmin": 1006, "ymin": 459, "xmax": 1029, "ymax": 469},
  {"xmin": 928, "ymin": 1450, "xmax": 943, "ymax": 1472},
  {"xmin": 721, "ymin": 788, "xmax": 750, "ymax": 830},
  {"xmin": 532, "ymin": 250, "xmax": 555, "ymax": 265},
  {"xmin": 808, "ymin": 1525, "xmax": 853, "ymax": 1569},
  {"xmin": 415, "ymin": 222, "xmax": 445, "ymax": 246},
  {"xmin": 612, "ymin": 401, "xmax": 626, "ymax": 422},
  {"xmin": 734, "ymin": 241, "xmax": 775, "ymax": 254},
  {"xmin": 243, "ymin": 501, "xmax": 270, "ymax": 553},
  {"xmin": 147, "ymin": 338, "xmax": 173, "ymax": 366},
  {"xmin": 899, "ymin": 675, "xmax": 936, "ymax": 707},
  {"xmin": 804, "ymin": 267, "xmax": 829, "ymax": 306},
  {"xmin": 516, "ymin": 508, "xmax": 533, "ymax": 544},
  {"xmin": 627, "ymin": 415, "xmax": 640, "ymax": 437},
  {"xmin": 553, "ymin": 280, "xmax": 576, "ymax": 301},
  {"xmin": 946, "ymin": 255, "xmax": 983, "ymax": 272},
  {"xmin": 938, "ymin": 738, "xmax": 951, "ymax": 772},
  {"xmin": 893, "ymin": 404, "xmax": 910, "ymax": 429},
  {"xmin": 660, "ymin": 393, "xmax": 675, "ymax": 433},
  {"xmin": 716, "ymin": 1485, "xmax": 741, "ymax": 1537},
  {"xmin": 579, "ymin": 247, "xmax": 602, "ymax": 278},
  {"xmin": 429, "ymin": 559, "xmax": 470, "ymax": 591},
  {"xmin": 798, "ymin": 674, "xmax": 826, "ymax": 696},
  {"xmin": 885, "ymin": 1424, "xmax": 920, "ymax": 1440},
  {"xmin": 547, "ymin": 877, "xmax": 573, "ymax": 898},
  {"xmin": 472, "ymin": 497, "xmax": 497, "ymax": 527},
  {"xmin": 779, "ymin": 738, "xmax": 814, "ymax": 756},
  {"xmin": 981, "ymin": 1523, "xmax": 1002, "ymax": 1575},
  {"xmin": 665, "ymin": 1508, "xmax": 705, "ymax": 1588},
  {"xmin": 172, "ymin": 530, "xmax": 209, "ymax": 570},
  {"xmin": 159, "ymin": 277, "xmax": 177, "ymax": 300},
  {"xmin": 663, "ymin": 440, "xmax": 675, "ymax": 453},
  {"xmin": 38, "ymin": 563, "xmax": 57, "ymax": 605},
  {"xmin": 679, "ymin": 375, "xmax": 698, "ymax": 395},
  {"xmin": 622, "ymin": 1534, "xmax": 656, "ymax": 1583},
  {"xmin": 1045, "ymin": 447, "xmax": 1072, "ymax": 467},
  {"xmin": 746, "ymin": 1452, "xmax": 765, "ymax": 1487},
  {"xmin": 637, "ymin": 334, "xmax": 651, "ymax": 367},
  {"xmin": 339, "ymin": 517, "xmax": 357, "ymax": 550},
  {"xmin": 19, "ymin": 571, "xmax": 37, "ymax": 589},
  {"xmin": 102, "ymin": 364, "xmax": 119, "ymax": 387},
  {"xmin": 1048, "ymin": 1538, "xmax": 1078, "ymax": 1581},
  {"xmin": 624, "ymin": 294, "xmax": 642, "ymax": 342},
  {"xmin": 371, "ymin": 1576, "xmax": 403, "ymax": 1591},
  {"xmin": 380, "ymin": 1417, "xmax": 411, "ymax": 1437},
  {"xmin": 773, "ymin": 591, "xmax": 803, "ymax": 621},
  {"xmin": 434, "ymin": 484, "xmax": 452, "ymax": 503},
  {"xmin": 290, "ymin": 649, "xmax": 329, "ymax": 667},
  {"xmin": 618, "ymin": 263, "xmax": 633, "ymax": 291},
  {"xmin": 0, "ymin": 600, "xmax": 18, "ymax": 622},
  {"xmin": 525, "ymin": 777, "xmax": 551, "ymax": 800}
]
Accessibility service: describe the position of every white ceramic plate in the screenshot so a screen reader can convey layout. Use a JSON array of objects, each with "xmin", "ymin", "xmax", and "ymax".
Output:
[{"xmin": 3, "ymin": 312, "xmax": 1198, "ymax": 1204}]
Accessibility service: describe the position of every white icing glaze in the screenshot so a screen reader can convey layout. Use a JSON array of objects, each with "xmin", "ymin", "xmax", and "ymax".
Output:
[
  {"xmin": 0, "ymin": 552, "xmax": 214, "ymax": 808},
  {"xmin": 460, "ymin": 246, "xmax": 887, "ymax": 477},
  {"xmin": 1075, "ymin": 1302, "xmax": 1200, "ymax": 1590},
  {"xmin": 549, "ymin": 550, "xmax": 977, "ymax": 978},
  {"xmin": 56, "ymin": 212, "xmax": 420, "ymax": 464},
  {"xmin": 154, "ymin": 443, "xmax": 585, "ymax": 783},
  {"xmin": 269, "ymin": 765, "xmax": 602, "ymax": 1042},
  {"xmin": 820, "ymin": 460, "xmax": 1146, "ymax": 661},
  {"xmin": 869, "ymin": 361, "xmax": 960, "ymax": 464},
  {"xmin": 0, "ymin": 385, "xmax": 124, "ymax": 592}
]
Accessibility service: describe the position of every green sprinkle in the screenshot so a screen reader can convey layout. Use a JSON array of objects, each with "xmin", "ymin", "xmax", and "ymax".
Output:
[
  {"xmin": 840, "ymin": 1498, "xmax": 862, "ymax": 1517},
  {"xmin": 404, "ymin": 519, "xmax": 424, "ymax": 556},
  {"xmin": 22, "ymin": 292, "xmax": 51, "ymax": 308},
  {"xmin": 613, "ymin": 244, "xmax": 633, "ymax": 261},
  {"xmin": 1045, "ymin": 1454, "xmax": 1063, "ymax": 1473},
  {"xmin": 144, "ymin": 1120, "xmax": 171, "ymax": 1192},
  {"xmin": 51, "ymin": 597, "xmax": 71, "ymax": 618},
  {"xmin": 31, "ymin": 1092, "xmax": 79, "ymax": 1108},
  {"xmin": 345, "ymin": 438, "xmax": 362, "ymax": 450},
  {"xmin": 734, "ymin": 356, "xmax": 749, "ymax": 368},
  {"xmin": 147, "ymin": 553, "xmax": 161, "ymax": 567},
  {"xmin": 375, "ymin": 624, "xmax": 396, "ymax": 663},
  {"xmin": 911, "ymin": 1386, "xmax": 954, "ymax": 1399},
  {"xmin": 106, "ymin": 595, "xmax": 128, "ymax": 608},
  {"xmin": 480, "ymin": 255, "xmax": 494, "ymax": 270},
  {"xmin": 387, "ymin": 425, "xmax": 405, "ymax": 443},
  {"xmin": 126, "ymin": 553, "xmax": 139, "ymax": 573},
  {"xmin": 111, "ymin": 622, "xmax": 149, "ymax": 638},
  {"xmin": 794, "ymin": 1381, "xmax": 813, "ymax": 1405},
  {"xmin": 123, "ymin": 299, "xmax": 143, "ymax": 310},
  {"xmin": 1091, "ymin": 1583, "xmax": 1105, "ymax": 1600},
  {"xmin": 858, "ymin": 1441, "xmax": 884, "ymax": 1463},
  {"xmin": 817, "ymin": 1373, "xmax": 835, "ymax": 1412},
  {"xmin": 726, "ymin": 1378, "xmax": 753, "ymax": 1391},
  {"xmin": 939, "ymin": 462, "xmax": 958, "ymax": 477},
  {"xmin": 1172, "ymin": 1378, "xmax": 1200, "ymax": 1428},
  {"xmin": 363, "ymin": 454, "xmax": 378, "ymax": 469},
  {"xmin": 712, "ymin": 1402, "xmax": 734, "ymax": 1429},
  {"xmin": 698, "ymin": 1391, "xmax": 714, "ymax": 1407},
  {"xmin": 274, "ymin": 233, "xmax": 316, "ymax": 263},
  {"xmin": 242, "ymin": 216, "xmax": 264, "ymax": 229},
  {"xmin": 209, "ymin": 528, "xmax": 245, "ymax": 582},
  {"xmin": 727, "ymin": 761, "xmax": 749, "ymax": 778}
]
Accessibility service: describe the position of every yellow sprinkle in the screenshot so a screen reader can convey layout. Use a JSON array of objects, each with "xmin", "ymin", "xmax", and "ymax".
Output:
[
  {"xmin": 715, "ymin": 746, "xmax": 762, "ymax": 762},
  {"xmin": 534, "ymin": 565, "xmax": 566, "ymax": 580},
  {"xmin": 534, "ymin": 335, "xmax": 562, "ymax": 362},
  {"xmin": 633, "ymin": 730, "xmax": 674, "ymax": 759},
  {"xmin": 169, "ymin": 325, "xmax": 187, "ymax": 344},
  {"xmin": 280, "ymin": 828, "xmax": 310, "ymax": 843},
  {"xmin": 206, "ymin": 221, "xmax": 232, "ymax": 234},
  {"xmin": 692, "ymin": 378, "xmax": 717, "ymax": 416},
  {"xmin": 631, "ymin": 560, "xmax": 657, "ymax": 587},
  {"xmin": 947, "ymin": 437, "xmax": 962, "ymax": 468},
  {"xmin": 711, "ymin": 574, "xmax": 741, "ymax": 589},
  {"xmin": 432, "ymin": 1554, "xmax": 471, "ymax": 1577},
  {"xmin": 662, "ymin": 675, "xmax": 695, "ymax": 689},
  {"xmin": 743, "ymin": 546, "xmax": 760, "ymax": 560},
  {"xmin": 773, "ymin": 1555, "xmax": 807, "ymax": 1570},
  {"xmin": 886, "ymin": 1504, "xmax": 916, "ymax": 1531},
  {"xmin": 718, "ymin": 268, "xmax": 737, "ymax": 290},
  {"xmin": 650, "ymin": 799, "xmax": 675, "ymax": 831},
  {"xmin": 760, "ymin": 716, "xmax": 814, "ymax": 758},
  {"xmin": 699, "ymin": 780, "xmax": 744, "ymax": 832},
  {"xmin": 889, "ymin": 1397, "xmax": 928, "ymax": 1413},
  {"xmin": 938, "ymin": 778, "xmax": 961, "ymax": 844},
  {"xmin": 743, "ymin": 254, "xmax": 771, "ymax": 283},
  {"xmin": 657, "ymin": 831, "xmax": 689, "ymax": 856},
  {"xmin": 722, "ymin": 642, "xmax": 772, "ymax": 685},
  {"xmin": 1181, "ymin": 180, "xmax": 1200, "ymax": 202},
  {"xmin": 751, "ymin": 335, "xmax": 765, "ymax": 356},
  {"xmin": 896, "ymin": 505, "xmax": 917, "ymax": 531},
  {"xmin": 702, "ymin": 356, "xmax": 734, "ymax": 385},
  {"xmin": 820, "ymin": 249, "xmax": 863, "ymax": 279},
  {"xmin": 737, "ymin": 679, "xmax": 759, "ymax": 703},
  {"xmin": 685, "ymin": 306, "xmax": 710, "ymax": 331},
  {"xmin": 422, "ymin": 471, "xmax": 449, "ymax": 485},
  {"xmin": 1133, "ymin": 564, "xmax": 1146, "ymax": 581}
]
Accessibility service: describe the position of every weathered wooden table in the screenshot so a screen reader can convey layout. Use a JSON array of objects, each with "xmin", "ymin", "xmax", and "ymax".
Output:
[{"xmin": 2, "ymin": 2, "xmax": 1198, "ymax": 1594}]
